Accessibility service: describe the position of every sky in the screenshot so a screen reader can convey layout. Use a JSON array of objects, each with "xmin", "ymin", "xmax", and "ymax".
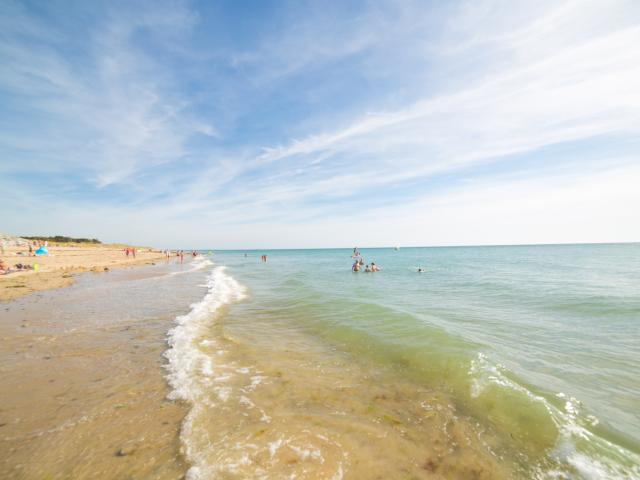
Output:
[{"xmin": 1, "ymin": 0, "xmax": 639, "ymax": 249}]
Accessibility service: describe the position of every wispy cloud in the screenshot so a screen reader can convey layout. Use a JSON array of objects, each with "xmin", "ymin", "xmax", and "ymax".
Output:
[{"xmin": 0, "ymin": 0, "xmax": 206, "ymax": 187}]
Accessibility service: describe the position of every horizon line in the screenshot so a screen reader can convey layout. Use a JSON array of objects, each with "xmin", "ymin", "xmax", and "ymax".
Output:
[{"xmin": 197, "ymin": 241, "xmax": 640, "ymax": 251}]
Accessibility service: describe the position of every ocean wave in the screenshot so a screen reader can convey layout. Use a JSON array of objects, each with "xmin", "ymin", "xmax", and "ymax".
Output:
[{"xmin": 469, "ymin": 353, "xmax": 640, "ymax": 479}]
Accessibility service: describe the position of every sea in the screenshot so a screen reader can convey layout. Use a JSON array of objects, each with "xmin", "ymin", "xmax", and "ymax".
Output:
[{"xmin": 163, "ymin": 243, "xmax": 640, "ymax": 479}]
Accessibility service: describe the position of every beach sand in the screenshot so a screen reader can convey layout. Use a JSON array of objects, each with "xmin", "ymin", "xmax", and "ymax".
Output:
[
  {"xmin": 0, "ymin": 262, "xmax": 197, "ymax": 479},
  {"xmin": 0, "ymin": 244, "xmax": 167, "ymax": 302}
]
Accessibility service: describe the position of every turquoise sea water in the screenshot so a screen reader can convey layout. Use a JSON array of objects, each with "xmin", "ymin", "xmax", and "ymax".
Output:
[
  {"xmin": 208, "ymin": 248, "xmax": 640, "ymax": 473},
  {"xmin": 167, "ymin": 244, "xmax": 639, "ymax": 478}
]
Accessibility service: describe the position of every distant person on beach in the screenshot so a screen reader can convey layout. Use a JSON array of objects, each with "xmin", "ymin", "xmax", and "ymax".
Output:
[
  {"xmin": 132, "ymin": 248, "xmax": 136, "ymax": 259},
  {"xmin": 0, "ymin": 259, "xmax": 9, "ymax": 274},
  {"xmin": 125, "ymin": 248, "xmax": 130, "ymax": 258},
  {"xmin": 180, "ymin": 251, "xmax": 184, "ymax": 263}
]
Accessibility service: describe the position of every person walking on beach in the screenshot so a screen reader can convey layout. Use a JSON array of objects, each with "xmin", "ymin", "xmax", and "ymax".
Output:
[
  {"xmin": 180, "ymin": 251, "xmax": 184, "ymax": 264},
  {"xmin": 125, "ymin": 247, "xmax": 130, "ymax": 258},
  {"xmin": 132, "ymin": 248, "xmax": 136, "ymax": 259}
]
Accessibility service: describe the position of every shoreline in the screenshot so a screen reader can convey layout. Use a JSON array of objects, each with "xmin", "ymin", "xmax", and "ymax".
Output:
[
  {"xmin": 0, "ymin": 260, "xmax": 201, "ymax": 479},
  {"xmin": 0, "ymin": 244, "xmax": 168, "ymax": 302}
]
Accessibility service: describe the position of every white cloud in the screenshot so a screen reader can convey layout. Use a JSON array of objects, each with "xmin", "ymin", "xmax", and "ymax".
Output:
[{"xmin": 257, "ymin": 22, "xmax": 640, "ymax": 177}]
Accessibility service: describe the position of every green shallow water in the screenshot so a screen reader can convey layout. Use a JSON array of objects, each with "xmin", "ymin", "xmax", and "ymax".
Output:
[{"xmin": 183, "ymin": 244, "xmax": 639, "ymax": 478}]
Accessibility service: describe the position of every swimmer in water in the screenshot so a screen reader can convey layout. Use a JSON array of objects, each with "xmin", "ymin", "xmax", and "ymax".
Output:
[
  {"xmin": 365, "ymin": 264, "xmax": 371, "ymax": 272},
  {"xmin": 417, "ymin": 267, "xmax": 424, "ymax": 273},
  {"xmin": 371, "ymin": 262, "xmax": 380, "ymax": 272}
]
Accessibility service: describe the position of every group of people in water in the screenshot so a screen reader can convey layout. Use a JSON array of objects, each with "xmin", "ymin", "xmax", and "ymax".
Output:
[
  {"xmin": 351, "ymin": 247, "xmax": 426, "ymax": 273},
  {"xmin": 352, "ymin": 258, "xmax": 380, "ymax": 272},
  {"xmin": 351, "ymin": 248, "xmax": 381, "ymax": 272}
]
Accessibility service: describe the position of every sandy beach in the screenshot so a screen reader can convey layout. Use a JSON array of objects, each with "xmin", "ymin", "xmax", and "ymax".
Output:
[
  {"xmin": 1, "ymin": 242, "xmax": 167, "ymax": 302},
  {"xmin": 0, "ymin": 257, "xmax": 206, "ymax": 479}
]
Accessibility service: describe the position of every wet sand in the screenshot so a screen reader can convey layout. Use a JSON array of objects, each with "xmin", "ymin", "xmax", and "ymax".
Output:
[
  {"xmin": 1, "ymin": 244, "xmax": 167, "ymax": 302},
  {"xmin": 0, "ymin": 264, "xmax": 203, "ymax": 479}
]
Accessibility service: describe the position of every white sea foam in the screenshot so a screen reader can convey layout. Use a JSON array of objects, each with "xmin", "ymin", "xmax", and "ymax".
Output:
[
  {"xmin": 168, "ymin": 256, "xmax": 213, "ymax": 276},
  {"xmin": 164, "ymin": 264, "xmax": 247, "ymax": 479}
]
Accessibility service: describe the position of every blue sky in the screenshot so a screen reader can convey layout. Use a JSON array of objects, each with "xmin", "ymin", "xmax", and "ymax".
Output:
[{"xmin": 1, "ymin": 0, "xmax": 639, "ymax": 248}]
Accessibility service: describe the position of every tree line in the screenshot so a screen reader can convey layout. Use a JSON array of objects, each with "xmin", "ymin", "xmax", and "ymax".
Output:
[{"xmin": 22, "ymin": 236, "xmax": 101, "ymax": 244}]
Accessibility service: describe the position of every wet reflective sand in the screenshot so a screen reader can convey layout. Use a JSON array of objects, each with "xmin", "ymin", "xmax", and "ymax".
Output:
[{"xmin": 0, "ymin": 264, "xmax": 204, "ymax": 479}]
